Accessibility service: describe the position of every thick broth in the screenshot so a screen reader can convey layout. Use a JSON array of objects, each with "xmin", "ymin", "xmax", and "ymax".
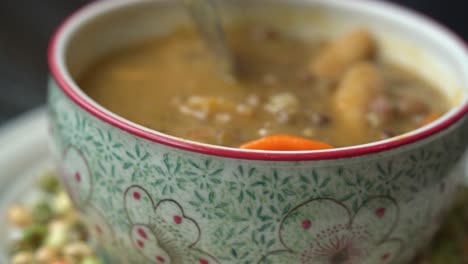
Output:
[{"xmin": 79, "ymin": 25, "xmax": 448, "ymax": 148}]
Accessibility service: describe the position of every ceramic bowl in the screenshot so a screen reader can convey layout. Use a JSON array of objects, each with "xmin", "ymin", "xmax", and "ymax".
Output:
[{"xmin": 47, "ymin": 0, "xmax": 468, "ymax": 263}]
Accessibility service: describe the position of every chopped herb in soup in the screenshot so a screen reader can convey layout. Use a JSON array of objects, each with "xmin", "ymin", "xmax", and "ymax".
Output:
[{"xmin": 79, "ymin": 25, "xmax": 448, "ymax": 148}]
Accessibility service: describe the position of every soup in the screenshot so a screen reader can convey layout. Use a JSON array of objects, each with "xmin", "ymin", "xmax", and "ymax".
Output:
[{"xmin": 79, "ymin": 25, "xmax": 448, "ymax": 149}]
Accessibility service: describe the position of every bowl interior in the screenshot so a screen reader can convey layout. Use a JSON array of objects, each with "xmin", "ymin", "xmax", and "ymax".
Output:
[{"xmin": 51, "ymin": 0, "xmax": 468, "ymax": 159}]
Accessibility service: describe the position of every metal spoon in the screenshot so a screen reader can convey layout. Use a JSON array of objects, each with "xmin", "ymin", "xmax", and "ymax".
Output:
[{"xmin": 183, "ymin": 0, "xmax": 236, "ymax": 80}]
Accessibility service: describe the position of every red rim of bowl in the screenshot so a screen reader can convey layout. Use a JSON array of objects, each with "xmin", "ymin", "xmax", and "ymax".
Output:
[{"xmin": 48, "ymin": 0, "xmax": 468, "ymax": 161}]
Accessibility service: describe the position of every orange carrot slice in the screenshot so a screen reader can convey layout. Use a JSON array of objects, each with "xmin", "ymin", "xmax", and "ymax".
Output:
[
  {"xmin": 420, "ymin": 112, "xmax": 441, "ymax": 127},
  {"xmin": 240, "ymin": 134, "xmax": 334, "ymax": 151}
]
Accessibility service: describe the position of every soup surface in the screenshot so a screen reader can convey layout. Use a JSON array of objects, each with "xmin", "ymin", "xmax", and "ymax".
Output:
[{"xmin": 79, "ymin": 25, "xmax": 448, "ymax": 148}]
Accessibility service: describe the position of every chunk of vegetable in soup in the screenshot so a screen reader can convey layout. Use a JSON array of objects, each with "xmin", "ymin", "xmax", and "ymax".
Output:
[{"xmin": 79, "ymin": 25, "xmax": 448, "ymax": 148}]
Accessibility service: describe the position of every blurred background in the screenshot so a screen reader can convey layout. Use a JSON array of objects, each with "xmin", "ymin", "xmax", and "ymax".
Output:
[{"xmin": 0, "ymin": 0, "xmax": 466, "ymax": 126}]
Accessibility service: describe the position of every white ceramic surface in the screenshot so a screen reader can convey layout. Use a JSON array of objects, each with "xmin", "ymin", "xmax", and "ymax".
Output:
[{"xmin": 0, "ymin": 108, "xmax": 52, "ymax": 263}]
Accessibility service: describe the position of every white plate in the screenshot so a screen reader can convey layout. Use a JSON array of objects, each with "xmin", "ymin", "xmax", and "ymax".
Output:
[
  {"xmin": 0, "ymin": 108, "xmax": 466, "ymax": 263},
  {"xmin": 0, "ymin": 108, "xmax": 52, "ymax": 263}
]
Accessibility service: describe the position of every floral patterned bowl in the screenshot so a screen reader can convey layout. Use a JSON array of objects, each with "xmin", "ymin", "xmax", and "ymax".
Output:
[{"xmin": 47, "ymin": 0, "xmax": 468, "ymax": 263}]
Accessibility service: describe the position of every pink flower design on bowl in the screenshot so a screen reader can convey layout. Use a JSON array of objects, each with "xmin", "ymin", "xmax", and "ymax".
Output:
[
  {"xmin": 83, "ymin": 205, "xmax": 115, "ymax": 246},
  {"xmin": 59, "ymin": 145, "xmax": 117, "ymax": 248},
  {"xmin": 124, "ymin": 185, "xmax": 219, "ymax": 263},
  {"xmin": 259, "ymin": 197, "xmax": 403, "ymax": 264},
  {"xmin": 59, "ymin": 145, "xmax": 93, "ymax": 209}
]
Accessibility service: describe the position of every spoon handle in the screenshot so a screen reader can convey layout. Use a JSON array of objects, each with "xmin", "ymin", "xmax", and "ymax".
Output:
[{"xmin": 184, "ymin": 0, "xmax": 236, "ymax": 78}]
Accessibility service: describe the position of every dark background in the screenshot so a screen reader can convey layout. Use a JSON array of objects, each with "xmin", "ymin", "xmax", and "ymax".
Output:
[{"xmin": 0, "ymin": 0, "xmax": 466, "ymax": 125}]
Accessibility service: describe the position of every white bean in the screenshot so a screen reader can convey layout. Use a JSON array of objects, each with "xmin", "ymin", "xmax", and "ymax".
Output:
[
  {"xmin": 8, "ymin": 204, "xmax": 32, "ymax": 227},
  {"xmin": 11, "ymin": 252, "xmax": 34, "ymax": 264},
  {"xmin": 333, "ymin": 62, "xmax": 383, "ymax": 144},
  {"xmin": 35, "ymin": 246, "xmax": 58, "ymax": 263},
  {"xmin": 311, "ymin": 29, "xmax": 376, "ymax": 81}
]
